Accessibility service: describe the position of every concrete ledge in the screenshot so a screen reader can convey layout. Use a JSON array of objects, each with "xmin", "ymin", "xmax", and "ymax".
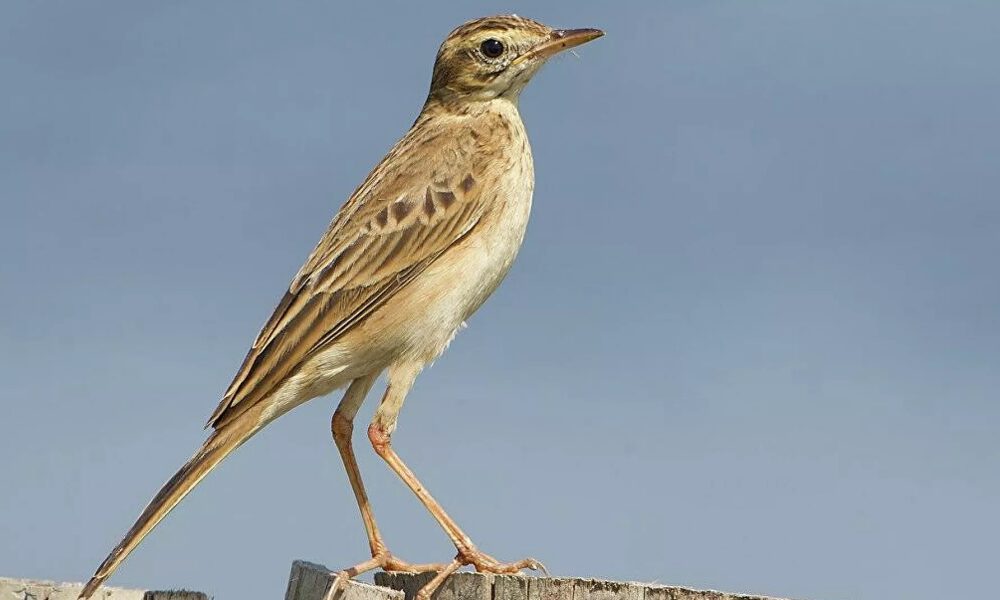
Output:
[
  {"xmin": 285, "ymin": 561, "xmax": 794, "ymax": 600},
  {"xmin": 374, "ymin": 571, "xmax": 794, "ymax": 600},
  {"xmin": 0, "ymin": 577, "xmax": 207, "ymax": 600}
]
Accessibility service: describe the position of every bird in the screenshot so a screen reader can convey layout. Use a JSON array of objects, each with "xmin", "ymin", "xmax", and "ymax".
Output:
[{"xmin": 80, "ymin": 14, "xmax": 603, "ymax": 600}]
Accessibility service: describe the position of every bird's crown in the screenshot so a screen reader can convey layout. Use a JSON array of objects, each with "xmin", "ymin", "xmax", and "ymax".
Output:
[{"xmin": 427, "ymin": 14, "xmax": 602, "ymax": 104}]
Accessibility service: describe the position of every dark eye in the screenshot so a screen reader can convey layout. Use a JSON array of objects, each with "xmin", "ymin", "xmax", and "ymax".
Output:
[{"xmin": 480, "ymin": 38, "xmax": 505, "ymax": 58}]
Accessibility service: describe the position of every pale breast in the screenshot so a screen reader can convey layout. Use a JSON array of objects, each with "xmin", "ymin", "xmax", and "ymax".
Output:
[
  {"xmin": 400, "ymin": 158, "xmax": 533, "ymax": 364},
  {"xmin": 374, "ymin": 111, "xmax": 534, "ymax": 365}
]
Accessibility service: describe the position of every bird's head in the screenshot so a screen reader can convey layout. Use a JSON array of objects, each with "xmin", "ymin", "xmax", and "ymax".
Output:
[{"xmin": 426, "ymin": 14, "xmax": 603, "ymax": 105}]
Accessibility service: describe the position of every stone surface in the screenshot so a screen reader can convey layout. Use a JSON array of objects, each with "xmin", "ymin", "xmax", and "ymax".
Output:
[
  {"xmin": 572, "ymin": 578, "xmax": 644, "ymax": 600},
  {"xmin": 372, "ymin": 571, "xmax": 797, "ymax": 600},
  {"xmin": 4, "ymin": 563, "xmax": 798, "ymax": 600},
  {"xmin": 142, "ymin": 593, "xmax": 208, "ymax": 600},
  {"xmin": 374, "ymin": 572, "xmax": 495, "ymax": 600},
  {"xmin": 0, "ymin": 578, "xmax": 207, "ymax": 600}
]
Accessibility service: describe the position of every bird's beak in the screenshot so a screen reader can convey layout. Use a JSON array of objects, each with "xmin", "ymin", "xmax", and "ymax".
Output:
[{"xmin": 522, "ymin": 27, "xmax": 605, "ymax": 62}]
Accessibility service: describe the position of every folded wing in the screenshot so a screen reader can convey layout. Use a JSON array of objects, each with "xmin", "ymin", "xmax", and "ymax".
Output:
[{"xmin": 207, "ymin": 139, "xmax": 484, "ymax": 429}]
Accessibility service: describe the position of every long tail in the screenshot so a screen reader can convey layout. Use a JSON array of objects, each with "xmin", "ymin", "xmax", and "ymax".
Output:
[{"xmin": 79, "ymin": 413, "xmax": 261, "ymax": 599}]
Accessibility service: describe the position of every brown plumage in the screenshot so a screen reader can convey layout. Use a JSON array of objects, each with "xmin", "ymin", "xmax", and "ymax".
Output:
[{"xmin": 81, "ymin": 15, "xmax": 601, "ymax": 600}]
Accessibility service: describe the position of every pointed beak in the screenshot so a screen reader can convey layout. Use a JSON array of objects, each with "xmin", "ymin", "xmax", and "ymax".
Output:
[{"xmin": 523, "ymin": 27, "xmax": 604, "ymax": 61}]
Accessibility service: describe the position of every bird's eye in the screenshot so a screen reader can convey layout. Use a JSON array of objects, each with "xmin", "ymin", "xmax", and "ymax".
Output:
[{"xmin": 480, "ymin": 38, "xmax": 505, "ymax": 58}]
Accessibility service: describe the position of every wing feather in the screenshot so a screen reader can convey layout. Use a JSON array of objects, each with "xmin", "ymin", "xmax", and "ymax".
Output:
[{"xmin": 207, "ymin": 131, "xmax": 484, "ymax": 429}]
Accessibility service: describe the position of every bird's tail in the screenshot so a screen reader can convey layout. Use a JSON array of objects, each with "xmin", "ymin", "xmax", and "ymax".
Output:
[{"xmin": 79, "ymin": 412, "xmax": 261, "ymax": 599}]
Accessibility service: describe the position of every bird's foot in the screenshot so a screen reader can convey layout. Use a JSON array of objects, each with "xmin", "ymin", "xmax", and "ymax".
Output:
[
  {"xmin": 324, "ymin": 549, "xmax": 449, "ymax": 600},
  {"xmin": 411, "ymin": 548, "xmax": 546, "ymax": 600},
  {"xmin": 379, "ymin": 550, "xmax": 450, "ymax": 574},
  {"xmin": 325, "ymin": 543, "xmax": 545, "ymax": 599},
  {"xmin": 408, "ymin": 547, "xmax": 549, "ymax": 600},
  {"xmin": 456, "ymin": 545, "xmax": 548, "ymax": 575}
]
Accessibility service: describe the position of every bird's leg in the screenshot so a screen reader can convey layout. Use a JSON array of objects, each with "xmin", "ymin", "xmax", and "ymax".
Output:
[
  {"xmin": 327, "ymin": 374, "xmax": 447, "ymax": 600},
  {"xmin": 367, "ymin": 423, "xmax": 544, "ymax": 574},
  {"xmin": 332, "ymin": 375, "xmax": 387, "ymax": 558},
  {"xmin": 368, "ymin": 367, "xmax": 546, "ymax": 577}
]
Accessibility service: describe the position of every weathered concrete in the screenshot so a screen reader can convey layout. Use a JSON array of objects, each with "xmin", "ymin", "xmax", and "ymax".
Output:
[
  {"xmin": 374, "ymin": 570, "xmax": 796, "ymax": 600},
  {"xmin": 0, "ymin": 577, "xmax": 207, "ymax": 600},
  {"xmin": 5, "ymin": 563, "xmax": 798, "ymax": 600},
  {"xmin": 284, "ymin": 561, "xmax": 402, "ymax": 600}
]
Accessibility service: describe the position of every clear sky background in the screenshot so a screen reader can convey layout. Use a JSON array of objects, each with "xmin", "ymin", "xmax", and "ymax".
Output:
[{"xmin": 2, "ymin": 2, "xmax": 998, "ymax": 600}]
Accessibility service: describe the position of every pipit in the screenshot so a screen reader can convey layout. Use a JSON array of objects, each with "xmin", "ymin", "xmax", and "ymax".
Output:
[{"xmin": 80, "ymin": 14, "xmax": 602, "ymax": 600}]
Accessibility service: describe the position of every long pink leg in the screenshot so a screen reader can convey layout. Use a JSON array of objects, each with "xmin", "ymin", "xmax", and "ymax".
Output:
[
  {"xmin": 325, "ymin": 375, "xmax": 447, "ymax": 600},
  {"xmin": 367, "ymin": 366, "xmax": 547, "ymax": 579}
]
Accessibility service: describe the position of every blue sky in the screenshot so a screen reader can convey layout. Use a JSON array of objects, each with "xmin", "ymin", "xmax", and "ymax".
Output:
[{"xmin": 2, "ymin": 2, "xmax": 998, "ymax": 600}]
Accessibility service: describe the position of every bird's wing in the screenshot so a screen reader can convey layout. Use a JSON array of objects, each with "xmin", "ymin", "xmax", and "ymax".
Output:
[{"xmin": 206, "ymin": 136, "xmax": 486, "ymax": 429}]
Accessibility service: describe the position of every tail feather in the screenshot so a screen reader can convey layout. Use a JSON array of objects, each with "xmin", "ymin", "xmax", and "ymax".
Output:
[{"xmin": 79, "ymin": 418, "xmax": 257, "ymax": 599}]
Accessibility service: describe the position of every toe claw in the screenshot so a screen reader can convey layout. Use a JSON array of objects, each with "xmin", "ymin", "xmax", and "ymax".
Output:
[
  {"xmin": 455, "ymin": 547, "xmax": 547, "ymax": 576},
  {"xmin": 526, "ymin": 558, "xmax": 548, "ymax": 576}
]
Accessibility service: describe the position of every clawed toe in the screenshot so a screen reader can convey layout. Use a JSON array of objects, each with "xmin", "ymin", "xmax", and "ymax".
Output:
[
  {"xmin": 382, "ymin": 554, "xmax": 450, "ymax": 574},
  {"xmin": 457, "ymin": 547, "xmax": 547, "ymax": 575}
]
